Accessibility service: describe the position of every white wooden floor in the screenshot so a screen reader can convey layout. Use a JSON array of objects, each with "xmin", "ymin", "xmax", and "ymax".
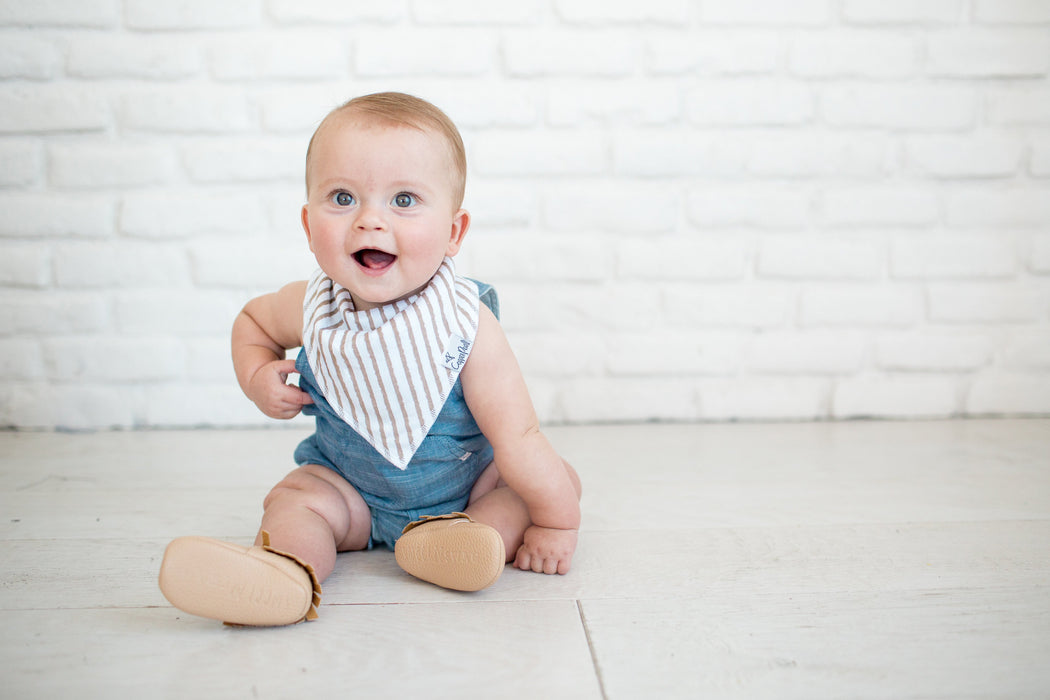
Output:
[{"xmin": 1, "ymin": 419, "xmax": 1048, "ymax": 699}]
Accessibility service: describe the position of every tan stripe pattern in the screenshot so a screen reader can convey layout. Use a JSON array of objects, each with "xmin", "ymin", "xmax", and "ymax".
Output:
[{"xmin": 302, "ymin": 258, "xmax": 480, "ymax": 470}]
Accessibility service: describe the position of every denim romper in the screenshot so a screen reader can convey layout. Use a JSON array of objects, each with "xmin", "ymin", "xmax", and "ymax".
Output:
[{"xmin": 293, "ymin": 280, "xmax": 499, "ymax": 550}]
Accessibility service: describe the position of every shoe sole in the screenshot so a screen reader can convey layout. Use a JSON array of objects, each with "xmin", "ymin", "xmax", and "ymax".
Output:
[
  {"xmin": 394, "ymin": 520, "xmax": 505, "ymax": 592},
  {"xmin": 159, "ymin": 536, "xmax": 315, "ymax": 626}
]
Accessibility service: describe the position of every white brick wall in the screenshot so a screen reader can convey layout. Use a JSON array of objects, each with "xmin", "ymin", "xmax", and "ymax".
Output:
[{"xmin": 2, "ymin": 0, "xmax": 1049, "ymax": 429}]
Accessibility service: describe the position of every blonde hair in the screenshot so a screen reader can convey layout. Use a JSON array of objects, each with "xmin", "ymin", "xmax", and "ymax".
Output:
[{"xmin": 305, "ymin": 92, "xmax": 467, "ymax": 207}]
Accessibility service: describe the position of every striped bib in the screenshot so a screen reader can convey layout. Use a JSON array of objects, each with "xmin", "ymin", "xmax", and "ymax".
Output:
[{"xmin": 301, "ymin": 258, "xmax": 481, "ymax": 470}]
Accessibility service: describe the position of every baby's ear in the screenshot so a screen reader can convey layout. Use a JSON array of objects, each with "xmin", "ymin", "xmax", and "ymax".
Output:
[
  {"xmin": 446, "ymin": 208, "xmax": 470, "ymax": 256},
  {"xmin": 301, "ymin": 205, "xmax": 315, "ymax": 251}
]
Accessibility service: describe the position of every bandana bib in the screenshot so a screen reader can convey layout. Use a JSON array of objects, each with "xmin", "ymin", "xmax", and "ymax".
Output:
[{"xmin": 302, "ymin": 258, "xmax": 481, "ymax": 470}]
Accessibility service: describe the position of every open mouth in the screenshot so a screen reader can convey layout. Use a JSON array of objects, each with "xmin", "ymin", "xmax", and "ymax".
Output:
[{"xmin": 353, "ymin": 248, "xmax": 397, "ymax": 271}]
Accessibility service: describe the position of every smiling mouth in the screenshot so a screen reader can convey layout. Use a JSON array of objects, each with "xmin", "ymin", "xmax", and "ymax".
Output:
[{"xmin": 353, "ymin": 249, "xmax": 397, "ymax": 270}]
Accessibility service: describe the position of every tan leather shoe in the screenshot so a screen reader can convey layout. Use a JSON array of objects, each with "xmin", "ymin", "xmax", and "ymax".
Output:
[
  {"xmin": 394, "ymin": 513, "xmax": 505, "ymax": 592},
  {"xmin": 158, "ymin": 532, "xmax": 321, "ymax": 626}
]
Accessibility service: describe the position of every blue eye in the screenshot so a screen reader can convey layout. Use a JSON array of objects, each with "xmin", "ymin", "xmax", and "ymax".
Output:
[
  {"xmin": 333, "ymin": 192, "xmax": 354, "ymax": 206},
  {"xmin": 393, "ymin": 193, "xmax": 415, "ymax": 208}
]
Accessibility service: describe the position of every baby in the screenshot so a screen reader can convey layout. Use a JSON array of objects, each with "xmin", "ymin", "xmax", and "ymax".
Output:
[{"xmin": 158, "ymin": 92, "xmax": 582, "ymax": 626}]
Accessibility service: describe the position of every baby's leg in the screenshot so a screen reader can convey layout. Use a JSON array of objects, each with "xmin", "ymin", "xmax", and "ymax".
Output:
[
  {"xmin": 257, "ymin": 463, "xmax": 372, "ymax": 582},
  {"xmin": 465, "ymin": 458, "xmax": 582, "ymax": 562},
  {"xmin": 159, "ymin": 464, "xmax": 371, "ymax": 625}
]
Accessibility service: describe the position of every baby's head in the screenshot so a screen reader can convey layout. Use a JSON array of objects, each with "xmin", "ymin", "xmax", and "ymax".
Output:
[{"xmin": 305, "ymin": 92, "xmax": 467, "ymax": 208}]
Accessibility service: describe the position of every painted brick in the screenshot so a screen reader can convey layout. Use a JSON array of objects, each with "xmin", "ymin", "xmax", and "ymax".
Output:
[
  {"xmin": 0, "ymin": 338, "xmax": 44, "ymax": 379},
  {"xmin": 0, "ymin": 139, "xmax": 43, "ymax": 186},
  {"xmin": 1002, "ymin": 330, "xmax": 1050, "ymax": 369},
  {"xmin": 143, "ymin": 384, "xmax": 271, "ymax": 427},
  {"xmin": 699, "ymin": 0, "xmax": 831, "ymax": 26},
  {"xmin": 42, "ymin": 337, "xmax": 187, "ymax": 382},
  {"xmin": 698, "ymin": 377, "xmax": 829, "ymax": 421},
  {"xmin": 842, "ymin": 0, "xmax": 964, "ymax": 24},
  {"xmin": 49, "ymin": 143, "xmax": 178, "ymax": 188},
  {"xmin": 945, "ymin": 189, "xmax": 1050, "ymax": 228},
  {"xmin": 558, "ymin": 376, "xmax": 698, "ymax": 422},
  {"xmin": 473, "ymin": 131, "xmax": 606, "ymax": 176},
  {"xmin": 509, "ymin": 331, "xmax": 605, "ymax": 378},
  {"xmin": 462, "ymin": 182, "xmax": 536, "ymax": 228},
  {"xmin": 53, "ymin": 242, "xmax": 189, "ymax": 288},
  {"xmin": 185, "ymin": 337, "xmax": 235, "ymax": 382},
  {"xmin": 822, "ymin": 85, "xmax": 976, "ymax": 130},
  {"xmin": 119, "ymin": 88, "xmax": 253, "ymax": 134},
  {"xmin": 260, "ymin": 88, "xmax": 342, "ymax": 133},
  {"xmin": 687, "ymin": 186, "xmax": 811, "ymax": 228},
  {"xmin": 975, "ymin": 0, "xmax": 1050, "ymax": 24},
  {"xmin": 439, "ymin": 84, "xmax": 541, "ymax": 128},
  {"xmin": 355, "ymin": 30, "xmax": 496, "ymax": 76},
  {"xmin": 789, "ymin": 31, "xmax": 918, "ymax": 78},
  {"xmin": 469, "ymin": 235, "xmax": 612, "ymax": 282},
  {"xmin": 927, "ymin": 284, "xmax": 1045, "ymax": 324},
  {"xmin": 0, "ymin": 36, "xmax": 63, "ymax": 79},
  {"xmin": 614, "ymin": 130, "xmax": 748, "ymax": 177},
  {"xmin": 833, "ymin": 375, "xmax": 960, "ymax": 419},
  {"xmin": 606, "ymin": 330, "xmax": 742, "ymax": 376},
  {"xmin": 758, "ymin": 235, "xmax": 884, "ymax": 280},
  {"xmin": 181, "ymin": 139, "xmax": 302, "ymax": 183},
  {"xmin": 966, "ymin": 374, "xmax": 1050, "ymax": 415},
  {"xmin": 927, "ymin": 30, "xmax": 1050, "ymax": 78},
  {"xmin": 114, "ymin": 290, "xmax": 245, "ymax": 335},
  {"xmin": 542, "ymin": 184, "xmax": 678, "ymax": 234},
  {"xmin": 747, "ymin": 331, "xmax": 867, "ymax": 375},
  {"xmin": 686, "ymin": 80, "xmax": 814, "ymax": 126},
  {"xmin": 0, "ymin": 0, "xmax": 119, "ymax": 27},
  {"xmin": 800, "ymin": 285, "xmax": 922, "ymax": 327},
  {"xmin": 821, "ymin": 187, "xmax": 940, "ymax": 226},
  {"xmin": 1032, "ymin": 139, "xmax": 1050, "ymax": 176},
  {"xmin": 747, "ymin": 132, "xmax": 892, "ymax": 178},
  {"xmin": 1031, "ymin": 233, "xmax": 1050, "ymax": 273},
  {"xmin": 210, "ymin": 35, "xmax": 346, "ymax": 81},
  {"xmin": 617, "ymin": 237, "xmax": 749, "ymax": 281},
  {"xmin": 120, "ymin": 191, "xmax": 267, "ymax": 238},
  {"xmin": 647, "ymin": 31, "xmax": 781, "ymax": 75},
  {"xmin": 0, "ymin": 292, "xmax": 110, "ymax": 335},
  {"xmin": 413, "ymin": 0, "xmax": 541, "ymax": 24},
  {"xmin": 268, "ymin": 0, "xmax": 404, "ymax": 24},
  {"xmin": 987, "ymin": 88, "xmax": 1050, "ymax": 125},
  {"xmin": 0, "ymin": 193, "xmax": 113, "ymax": 238},
  {"xmin": 906, "ymin": 134, "xmax": 1024, "ymax": 177},
  {"xmin": 0, "ymin": 86, "xmax": 109, "ymax": 133},
  {"xmin": 67, "ymin": 36, "xmax": 203, "ymax": 80},
  {"xmin": 496, "ymin": 282, "xmax": 663, "ymax": 332},
  {"xmin": 547, "ymin": 81, "xmax": 680, "ymax": 126},
  {"xmin": 5, "ymin": 384, "xmax": 136, "ymax": 430},
  {"xmin": 189, "ymin": 239, "xmax": 322, "ymax": 288},
  {"xmin": 890, "ymin": 233, "xmax": 1017, "ymax": 279},
  {"xmin": 0, "ymin": 245, "xmax": 50, "ymax": 287},
  {"xmin": 503, "ymin": 30, "xmax": 642, "ymax": 77},
  {"xmin": 124, "ymin": 0, "xmax": 261, "ymax": 29},
  {"xmin": 662, "ymin": 283, "xmax": 796, "ymax": 329},
  {"xmin": 555, "ymin": 0, "xmax": 691, "ymax": 24},
  {"xmin": 875, "ymin": 332, "xmax": 995, "ymax": 371}
]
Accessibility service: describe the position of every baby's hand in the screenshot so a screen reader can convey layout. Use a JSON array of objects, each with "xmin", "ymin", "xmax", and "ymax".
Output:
[
  {"xmin": 247, "ymin": 359, "xmax": 313, "ymax": 419},
  {"xmin": 514, "ymin": 525, "xmax": 578, "ymax": 575}
]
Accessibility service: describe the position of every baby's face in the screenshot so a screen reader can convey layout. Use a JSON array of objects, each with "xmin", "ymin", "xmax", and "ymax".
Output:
[{"xmin": 301, "ymin": 117, "xmax": 468, "ymax": 310}]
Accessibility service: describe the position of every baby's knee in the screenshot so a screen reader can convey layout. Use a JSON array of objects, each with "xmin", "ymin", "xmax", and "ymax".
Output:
[
  {"xmin": 263, "ymin": 470, "xmax": 350, "ymax": 528},
  {"xmin": 563, "ymin": 459, "xmax": 582, "ymax": 500}
]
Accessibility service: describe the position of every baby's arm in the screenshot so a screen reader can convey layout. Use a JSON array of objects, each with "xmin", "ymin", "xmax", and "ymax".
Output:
[
  {"xmin": 231, "ymin": 281, "xmax": 313, "ymax": 420},
  {"xmin": 461, "ymin": 306, "xmax": 581, "ymax": 574}
]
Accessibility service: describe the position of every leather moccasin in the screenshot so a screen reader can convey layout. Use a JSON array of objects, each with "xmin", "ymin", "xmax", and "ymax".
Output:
[
  {"xmin": 394, "ymin": 513, "xmax": 505, "ymax": 592},
  {"xmin": 159, "ymin": 532, "xmax": 321, "ymax": 627}
]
